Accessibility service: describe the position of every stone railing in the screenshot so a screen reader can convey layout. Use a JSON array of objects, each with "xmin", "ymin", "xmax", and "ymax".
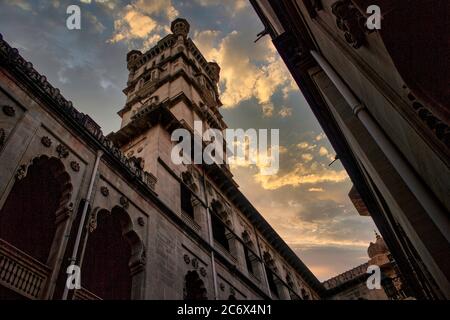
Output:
[{"xmin": 0, "ymin": 239, "xmax": 51, "ymax": 299}]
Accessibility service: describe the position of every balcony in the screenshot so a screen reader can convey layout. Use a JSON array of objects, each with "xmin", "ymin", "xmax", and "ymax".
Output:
[{"xmin": 0, "ymin": 239, "xmax": 51, "ymax": 300}]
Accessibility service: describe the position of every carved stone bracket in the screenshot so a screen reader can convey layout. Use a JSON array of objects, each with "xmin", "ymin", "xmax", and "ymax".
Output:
[{"xmin": 331, "ymin": 0, "xmax": 371, "ymax": 49}]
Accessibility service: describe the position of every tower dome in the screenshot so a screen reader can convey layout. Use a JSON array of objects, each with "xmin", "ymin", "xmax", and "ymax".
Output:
[
  {"xmin": 171, "ymin": 18, "xmax": 190, "ymax": 38},
  {"xmin": 367, "ymin": 232, "xmax": 389, "ymax": 258}
]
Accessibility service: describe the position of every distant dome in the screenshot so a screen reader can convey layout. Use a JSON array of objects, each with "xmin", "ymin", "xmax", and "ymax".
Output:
[{"xmin": 368, "ymin": 233, "xmax": 388, "ymax": 258}]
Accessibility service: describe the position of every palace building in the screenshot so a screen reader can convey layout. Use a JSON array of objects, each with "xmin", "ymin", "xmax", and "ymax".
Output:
[
  {"xmin": 250, "ymin": 0, "xmax": 450, "ymax": 299},
  {"xmin": 0, "ymin": 18, "xmax": 324, "ymax": 300}
]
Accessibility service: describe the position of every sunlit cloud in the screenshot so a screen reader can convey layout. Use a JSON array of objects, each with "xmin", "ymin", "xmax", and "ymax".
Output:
[
  {"xmin": 254, "ymin": 162, "xmax": 348, "ymax": 190},
  {"xmin": 194, "ymin": 30, "xmax": 296, "ymax": 109},
  {"xmin": 108, "ymin": 0, "xmax": 178, "ymax": 49}
]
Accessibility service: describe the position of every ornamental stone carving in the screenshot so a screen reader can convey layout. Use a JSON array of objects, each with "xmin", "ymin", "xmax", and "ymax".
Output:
[
  {"xmin": 56, "ymin": 144, "xmax": 69, "ymax": 158},
  {"xmin": 2, "ymin": 105, "xmax": 15, "ymax": 117},
  {"xmin": 191, "ymin": 258, "xmax": 199, "ymax": 269},
  {"xmin": 15, "ymin": 164, "xmax": 27, "ymax": 180},
  {"xmin": 183, "ymin": 254, "xmax": 191, "ymax": 264},
  {"xmin": 100, "ymin": 186, "xmax": 109, "ymax": 197},
  {"xmin": 120, "ymin": 196, "xmax": 129, "ymax": 209},
  {"xmin": 331, "ymin": 0, "xmax": 369, "ymax": 49},
  {"xmin": 70, "ymin": 161, "xmax": 80, "ymax": 172},
  {"xmin": 137, "ymin": 217, "xmax": 145, "ymax": 226},
  {"xmin": 200, "ymin": 267, "xmax": 207, "ymax": 277},
  {"xmin": 41, "ymin": 136, "xmax": 52, "ymax": 147}
]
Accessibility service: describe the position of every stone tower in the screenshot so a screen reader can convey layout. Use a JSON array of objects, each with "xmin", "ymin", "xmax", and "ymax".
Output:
[
  {"xmin": 111, "ymin": 17, "xmax": 226, "ymax": 180},
  {"xmin": 0, "ymin": 19, "xmax": 322, "ymax": 300}
]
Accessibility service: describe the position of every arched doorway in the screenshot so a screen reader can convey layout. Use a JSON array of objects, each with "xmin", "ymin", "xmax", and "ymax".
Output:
[
  {"xmin": 81, "ymin": 207, "xmax": 136, "ymax": 300},
  {"xmin": 0, "ymin": 155, "xmax": 72, "ymax": 263},
  {"xmin": 184, "ymin": 270, "xmax": 207, "ymax": 300}
]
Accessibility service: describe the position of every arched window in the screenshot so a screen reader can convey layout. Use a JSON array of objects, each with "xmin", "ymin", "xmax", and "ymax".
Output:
[
  {"xmin": 242, "ymin": 231, "xmax": 258, "ymax": 277},
  {"xmin": 263, "ymin": 252, "xmax": 280, "ymax": 298},
  {"xmin": 0, "ymin": 156, "xmax": 72, "ymax": 264},
  {"xmin": 184, "ymin": 271, "xmax": 207, "ymax": 300},
  {"xmin": 181, "ymin": 184, "xmax": 194, "ymax": 218},
  {"xmin": 81, "ymin": 207, "xmax": 134, "ymax": 300}
]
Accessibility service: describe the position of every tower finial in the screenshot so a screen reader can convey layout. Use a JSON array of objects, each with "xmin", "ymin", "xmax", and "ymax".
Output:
[{"xmin": 171, "ymin": 18, "xmax": 190, "ymax": 38}]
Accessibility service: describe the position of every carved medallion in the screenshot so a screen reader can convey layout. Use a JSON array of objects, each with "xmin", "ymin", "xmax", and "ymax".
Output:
[
  {"xmin": 100, "ymin": 186, "xmax": 109, "ymax": 197},
  {"xmin": 120, "ymin": 196, "xmax": 129, "ymax": 209},
  {"xmin": 137, "ymin": 217, "xmax": 145, "ymax": 226},
  {"xmin": 2, "ymin": 105, "xmax": 15, "ymax": 117},
  {"xmin": 191, "ymin": 258, "xmax": 199, "ymax": 269},
  {"xmin": 56, "ymin": 144, "xmax": 69, "ymax": 158},
  {"xmin": 70, "ymin": 161, "xmax": 80, "ymax": 172},
  {"xmin": 41, "ymin": 136, "xmax": 52, "ymax": 147}
]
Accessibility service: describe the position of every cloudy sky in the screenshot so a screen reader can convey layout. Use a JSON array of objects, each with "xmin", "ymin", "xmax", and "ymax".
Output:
[{"xmin": 0, "ymin": 0, "xmax": 378, "ymax": 281}]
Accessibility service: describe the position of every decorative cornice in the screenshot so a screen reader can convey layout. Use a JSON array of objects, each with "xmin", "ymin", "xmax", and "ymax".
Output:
[{"xmin": 0, "ymin": 33, "xmax": 157, "ymax": 192}]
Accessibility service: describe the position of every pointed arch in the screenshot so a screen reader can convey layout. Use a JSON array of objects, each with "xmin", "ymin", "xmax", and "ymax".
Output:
[
  {"xmin": 81, "ymin": 206, "xmax": 145, "ymax": 300},
  {"xmin": 0, "ymin": 155, "xmax": 72, "ymax": 264},
  {"xmin": 184, "ymin": 270, "xmax": 207, "ymax": 300}
]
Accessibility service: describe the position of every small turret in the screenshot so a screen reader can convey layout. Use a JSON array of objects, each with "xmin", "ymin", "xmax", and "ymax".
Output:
[
  {"xmin": 171, "ymin": 18, "xmax": 190, "ymax": 38},
  {"xmin": 126, "ymin": 50, "xmax": 142, "ymax": 70},
  {"xmin": 208, "ymin": 62, "xmax": 220, "ymax": 83}
]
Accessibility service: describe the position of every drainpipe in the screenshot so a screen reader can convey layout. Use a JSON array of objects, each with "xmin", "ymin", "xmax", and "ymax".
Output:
[
  {"xmin": 202, "ymin": 167, "xmax": 219, "ymax": 300},
  {"xmin": 62, "ymin": 150, "xmax": 103, "ymax": 300},
  {"xmin": 310, "ymin": 50, "xmax": 450, "ymax": 242}
]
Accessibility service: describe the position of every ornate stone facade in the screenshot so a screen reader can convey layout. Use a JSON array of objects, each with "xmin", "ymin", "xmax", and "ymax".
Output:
[
  {"xmin": 251, "ymin": 0, "xmax": 450, "ymax": 300},
  {"xmin": 0, "ymin": 20, "xmax": 322, "ymax": 300}
]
